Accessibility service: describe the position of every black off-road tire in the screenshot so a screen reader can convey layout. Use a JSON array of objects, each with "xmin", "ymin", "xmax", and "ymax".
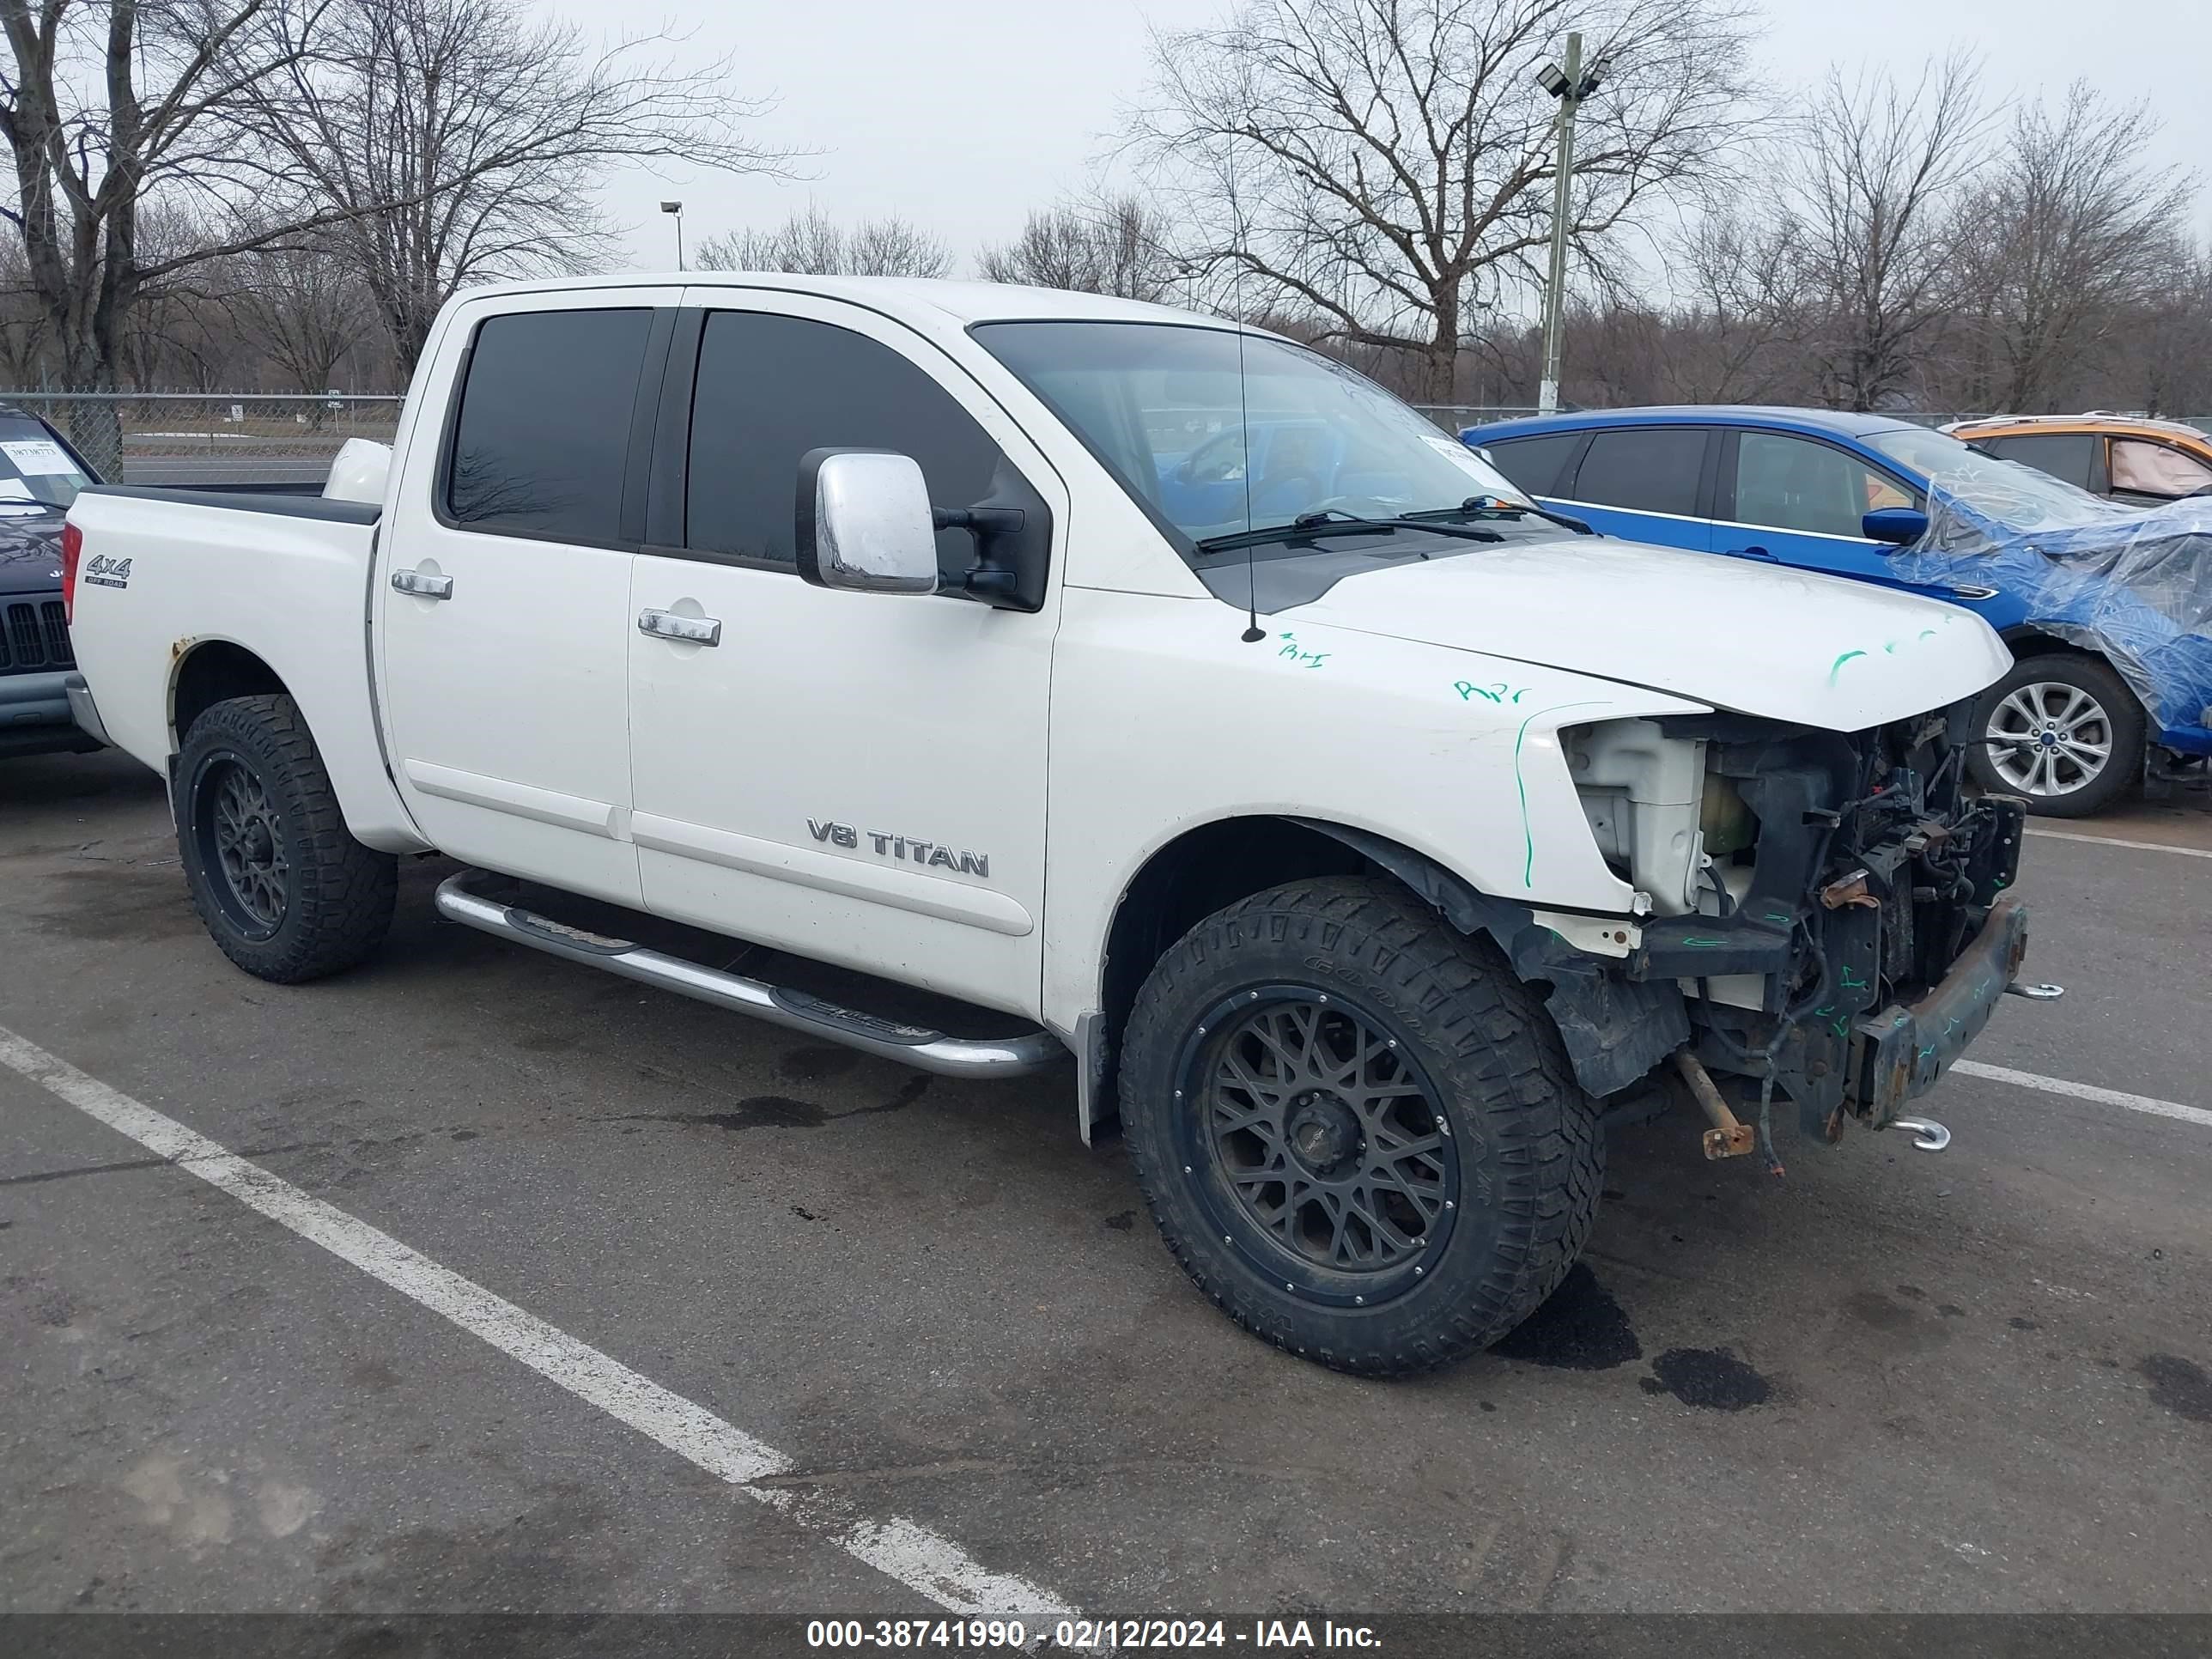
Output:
[
  {"xmin": 1966, "ymin": 653, "xmax": 2144, "ymax": 819},
  {"xmin": 1118, "ymin": 876, "xmax": 1604, "ymax": 1376},
  {"xmin": 175, "ymin": 694, "xmax": 396, "ymax": 983}
]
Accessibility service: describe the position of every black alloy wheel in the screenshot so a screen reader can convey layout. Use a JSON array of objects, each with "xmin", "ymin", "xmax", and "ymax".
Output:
[
  {"xmin": 192, "ymin": 753, "xmax": 292, "ymax": 939},
  {"xmin": 1182, "ymin": 986, "xmax": 1458, "ymax": 1304}
]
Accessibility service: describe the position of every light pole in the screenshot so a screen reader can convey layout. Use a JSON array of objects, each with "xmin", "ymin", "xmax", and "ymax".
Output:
[
  {"xmin": 1534, "ymin": 34, "xmax": 1607, "ymax": 415},
  {"xmin": 660, "ymin": 201, "xmax": 684, "ymax": 272}
]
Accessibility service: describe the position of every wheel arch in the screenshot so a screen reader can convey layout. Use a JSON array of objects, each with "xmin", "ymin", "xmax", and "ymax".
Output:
[
  {"xmin": 170, "ymin": 638, "xmax": 289, "ymax": 750},
  {"xmin": 164, "ymin": 636, "xmax": 429, "ymax": 854},
  {"xmin": 1081, "ymin": 814, "xmax": 1683, "ymax": 1142},
  {"xmin": 1997, "ymin": 625, "xmax": 2106, "ymax": 665}
]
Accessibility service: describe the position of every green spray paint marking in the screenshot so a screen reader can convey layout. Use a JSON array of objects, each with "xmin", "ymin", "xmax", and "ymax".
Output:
[
  {"xmin": 1919, "ymin": 629, "xmax": 1938, "ymax": 641},
  {"xmin": 1828, "ymin": 648, "xmax": 1868, "ymax": 685},
  {"xmin": 1454, "ymin": 680, "xmax": 1528, "ymax": 704},
  {"xmin": 1512, "ymin": 700, "xmax": 1610, "ymax": 886},
  {"xmin": 1840, "ymin": 965, "xmax": 1869, "ymax": 991},
  {"xmin": 1274, "ymin": 629, "xmax": 1328, "ymax": 669},
  {"xmin": 1680, "ymin": 937, "xmax": 1727, "ymax": 948}
]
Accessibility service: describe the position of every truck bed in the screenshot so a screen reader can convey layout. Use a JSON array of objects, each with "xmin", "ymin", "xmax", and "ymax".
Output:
[{"xmin": 64, "ymin": 483, "xmax": 423, "ymax": 852}]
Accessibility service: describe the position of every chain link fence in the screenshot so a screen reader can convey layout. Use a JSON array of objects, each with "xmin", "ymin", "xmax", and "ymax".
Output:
[
  {"xmin": 0, "ymin": 392, "xmax": 404, "ymax": 487},
  {"xmin": 7, "ymin": 392, "xmax": 2208, "ymax": 487}
]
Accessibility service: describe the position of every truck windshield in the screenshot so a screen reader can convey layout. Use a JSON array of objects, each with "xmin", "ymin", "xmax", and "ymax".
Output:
[
  {"xmin": 0, "ymin": 416, "xmax": 91, "ymax": 511},
  {"xmin": 971, "ymin": 320, "xmax": 1525, "ymax": 552}
]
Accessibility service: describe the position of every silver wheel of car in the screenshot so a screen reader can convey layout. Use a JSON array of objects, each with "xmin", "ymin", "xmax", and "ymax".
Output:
[{"xmin": 1985, "ymin": 680, "xmax": 2114, "ymax": 799}]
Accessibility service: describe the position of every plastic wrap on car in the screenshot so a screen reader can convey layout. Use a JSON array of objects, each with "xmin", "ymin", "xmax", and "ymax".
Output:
[{"xmin": 1887, "ymin": 474, "xmax": 2212, "ymax": 735}]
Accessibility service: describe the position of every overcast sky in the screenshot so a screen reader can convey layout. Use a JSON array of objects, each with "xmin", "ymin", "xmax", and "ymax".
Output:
[{"xmin": 566, "ymin": 0, "xmax": 2211, "ymax": 275}]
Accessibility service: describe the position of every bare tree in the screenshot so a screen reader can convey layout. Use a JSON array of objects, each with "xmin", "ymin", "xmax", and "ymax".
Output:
[
  {"xmin": 693, "ymin": 205, "xmax": 951, "ymax": 277},
  {"xmin": 0, "ymin": 233, "xmax": 54, "ymax": 385},
  {"xmin": 234, "ymin": 0, "xmax": 795, "ymax": 368},
  {"xmin": 1652, "ymin": 208, "xmax": 1808, "ymax": 402},
  {"xmin": 2113, "ymin": 244, "xmax": 2212, "ymax": 417},
  {"xmin": 227, "ymin": 238, "xmax": 378, "ymax": 391},
  {"xmin": 111, "ymin": 204, "xmax": 250, "ymax": 388},
  {"xmin": 978, "ymin": 193, "xmax": 1179, "ymax": 300},
  {"xmin": 0, "ymin": 0, "xmax": 348, "ymax": 459},
  {"xmin": 1122, "ymin": 0, "xmax": 1762, "ymax": 401},
  {"xmin": 1775, "ymin": 54, "xmax": 1997, "ymax": 410},
  {"xmin": 1949, "ymin": 84, "xmax": 2194, "ymax": 413}
]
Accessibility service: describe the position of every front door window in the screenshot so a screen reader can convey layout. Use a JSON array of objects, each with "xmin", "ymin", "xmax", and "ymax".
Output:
[{"xmin": 1733, "ymin": 432, "xmax": 1908, "ymax": 538}]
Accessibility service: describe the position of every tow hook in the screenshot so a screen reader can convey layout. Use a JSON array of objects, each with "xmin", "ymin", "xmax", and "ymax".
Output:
[
  {"xmin": 2004, "ymin": 981, "xmax": 2064, "ymax": 1000},
  {"xmin": 1673, "ymin": 1051, "xmax": 1754, "ymax": 1160},
  {"xmin": 1892, "ymin": 1115, "xmax": 1951, "ymax": 1152}
]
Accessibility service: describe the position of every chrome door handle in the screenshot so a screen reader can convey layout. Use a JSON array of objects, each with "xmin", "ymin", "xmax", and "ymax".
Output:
[
  {"xmin": 390, "ymin": 568, "xmax": 453, "ymax": 599},
  {"xmin": 638, "ymin": 608, "xmax": 722, "ymax": 646}
]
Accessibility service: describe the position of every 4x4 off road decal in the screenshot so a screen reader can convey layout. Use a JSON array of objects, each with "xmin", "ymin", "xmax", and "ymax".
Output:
[{"xmin": 82, "ymin": 553, "xmax": 131, "ymax": 589}]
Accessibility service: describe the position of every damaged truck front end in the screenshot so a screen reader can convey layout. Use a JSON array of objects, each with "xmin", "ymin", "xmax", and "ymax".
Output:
[
  {"xmin": 1637, "ymin": 704, "xmax": 2033, "ymax": 1155},
  {"xmin": 1331, "ymin": 699, "xmax": 2043, "ymax": 1165}
]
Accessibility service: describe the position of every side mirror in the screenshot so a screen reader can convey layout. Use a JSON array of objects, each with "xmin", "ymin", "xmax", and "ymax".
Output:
[
  {"xmin": 325, "ymin": 438, "xmax": 391, "ymax": 506},
  {"xmin": 1863, "ymin": 506, "xmax": 1929, "ymax": 546},
  {"xmin": 795, "ymin": 448, "xmax": 939, "ymax": 595}
]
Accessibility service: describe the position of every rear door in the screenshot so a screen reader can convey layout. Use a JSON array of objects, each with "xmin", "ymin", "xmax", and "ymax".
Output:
[
  {"xmin": 378, "ymin": 288, "xmax": 681, "ymax": 907},
  {"xmin": 1549, "ymin": 425, "xmax": 1717, "ymax": 551},
  {"xmin": 1712, "ymin": 427, "xmax": 1919, "ymax": 585}
]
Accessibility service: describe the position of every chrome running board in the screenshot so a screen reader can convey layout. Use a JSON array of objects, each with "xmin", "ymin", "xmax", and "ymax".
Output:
[{"xmin": 434, "ymin": 869, "xmax": 1066, "ymax": 1079}]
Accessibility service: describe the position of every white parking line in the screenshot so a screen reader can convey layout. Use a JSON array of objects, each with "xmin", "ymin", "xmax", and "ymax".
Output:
[
  {"xmin": 0, "ymin": 1025, "xmax": 1081, "ymax": 1622},
  {"xmin": 1952, "ymin": 1059, "xmax": 2212, "ymax": 1130},
  {"xmin": 2024, "ymin": 827, "xmax": 2212, "ymax": 860}
]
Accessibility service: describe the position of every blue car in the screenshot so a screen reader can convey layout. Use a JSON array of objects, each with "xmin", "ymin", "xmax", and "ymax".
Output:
[{"xmin": 1462, "ymin": 405, "xmax": 2212, "ymax": 817}]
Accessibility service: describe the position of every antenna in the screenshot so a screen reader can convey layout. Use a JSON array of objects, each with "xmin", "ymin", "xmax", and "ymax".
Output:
[{"xmin": 1228, "ymin": 135, "xmax": 1264, "ymax": 643}]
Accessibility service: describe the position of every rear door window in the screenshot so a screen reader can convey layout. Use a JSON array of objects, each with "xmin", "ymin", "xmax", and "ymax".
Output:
[
  {"xmin": 444, "ymin": 308, "xmax": 654, "ymax": 543},
  {"xmin": 1478, "ymin": 432, "xmax": 1583, "ymax": 496},
  {"xmin": 1565, "ymin": 428, "xmax": 1708, "ymax": 517}
]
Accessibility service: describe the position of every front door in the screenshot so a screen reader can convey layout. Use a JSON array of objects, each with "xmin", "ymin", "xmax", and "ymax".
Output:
[
  {"xmin": 624, "ymin": 293, "xmax": 1065, "ymax": 1017},
  {"xmin": 378, "ymin": 289, "xmax": 680, "ymax": 907}
]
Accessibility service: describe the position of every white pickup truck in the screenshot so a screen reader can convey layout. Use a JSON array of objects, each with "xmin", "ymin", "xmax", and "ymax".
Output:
[{"xmin": 62, "ymin": 275, "xmax": 2049, "ymax": 1374}]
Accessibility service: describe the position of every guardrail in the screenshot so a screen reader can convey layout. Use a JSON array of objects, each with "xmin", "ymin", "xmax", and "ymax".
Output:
[{"xmin": 0, "ymin": 392, "xmax": 403, "ymax": 485}]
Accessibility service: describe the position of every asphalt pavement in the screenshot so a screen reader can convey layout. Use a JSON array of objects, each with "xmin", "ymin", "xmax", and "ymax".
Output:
[{"xmin": 3, "ymin": 749, "xmax": 2208, "ymax": 1622}]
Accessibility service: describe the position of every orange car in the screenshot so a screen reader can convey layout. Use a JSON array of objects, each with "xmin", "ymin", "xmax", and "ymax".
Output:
[{"xmin": 1943, "ymin": 414, "xmax": 2212, "ymax": 502}]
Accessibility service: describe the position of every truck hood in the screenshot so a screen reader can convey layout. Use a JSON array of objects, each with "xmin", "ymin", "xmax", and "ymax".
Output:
[{"xmin": 1285, "ymin": 532, "xmax": 2011, "ymax": 730}]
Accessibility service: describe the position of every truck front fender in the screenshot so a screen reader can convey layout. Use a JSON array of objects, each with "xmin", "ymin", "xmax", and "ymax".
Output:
[{"xmin": 1291, "ymin": 820, "xmax": 1688, "ymax": 1102}]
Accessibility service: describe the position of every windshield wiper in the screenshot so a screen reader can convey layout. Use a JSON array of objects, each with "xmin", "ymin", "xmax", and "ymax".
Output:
[
  {"xmin": 1401, "ymin": 495, "xmax": 1595, "ymax": 536},
  {"xmin": 1195, "ymin": 508, "xmax": 1503, "ymax": 556}
]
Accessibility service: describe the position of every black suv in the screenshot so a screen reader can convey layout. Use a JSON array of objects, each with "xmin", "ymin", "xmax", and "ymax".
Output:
[{"xmin": 0, "ymin": 406, "xmax": 99, "ymax": 759}]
